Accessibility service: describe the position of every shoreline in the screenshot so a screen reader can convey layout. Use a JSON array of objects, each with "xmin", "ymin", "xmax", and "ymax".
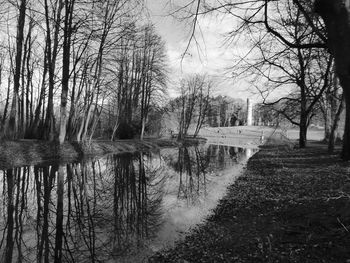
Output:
[
  {"xmin": 0, "ymin": 137, "xmax": 206, "ymax": 169},
  {"xmin": 149, "ymin": 138, "xmax": 350, "ymax": 262},
  {"xmin": 0, "ymin": 126, "xmax": 278, "ymax": 169}
]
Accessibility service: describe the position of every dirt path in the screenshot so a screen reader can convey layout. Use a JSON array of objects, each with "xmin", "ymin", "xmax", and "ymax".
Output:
[{"xmin": 149, "ymin": 141, "xmax": 350, "ymax": 262}]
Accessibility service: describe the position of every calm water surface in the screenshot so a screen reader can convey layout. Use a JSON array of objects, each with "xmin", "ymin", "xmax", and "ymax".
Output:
[{"xmin": 0, "ymin": 143, "xmax": 256, "ymax": 262}]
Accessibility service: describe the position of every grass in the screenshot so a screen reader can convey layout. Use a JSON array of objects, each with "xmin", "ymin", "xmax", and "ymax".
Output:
[{"xmin": 149, "ymin": 139, "xmax": 350, "ymax": 263}]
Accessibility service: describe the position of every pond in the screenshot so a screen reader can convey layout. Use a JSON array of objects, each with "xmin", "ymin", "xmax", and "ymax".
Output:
[{"xmin": 0, "ymin": 143, "xmax": 257, "ymax": 263}]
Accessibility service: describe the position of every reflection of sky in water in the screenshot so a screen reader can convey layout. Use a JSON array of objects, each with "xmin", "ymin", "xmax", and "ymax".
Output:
[
  {"xmin": 0, "ymin": 143, "xmax": 256, "ymax": 263},
  {"xmin": 150, "ymin": 145, "xmax": 254, "ymax": 251},
  {"xmin": 154, "ymin": 163, "xmax": 246, "ymax": 251}
]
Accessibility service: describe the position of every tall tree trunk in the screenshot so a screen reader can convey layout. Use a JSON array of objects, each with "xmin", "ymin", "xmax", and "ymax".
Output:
[
  {"xmin": 140, "ymin": 116, "xmax": 146, "ymax": 140},
  {"xmin": 43, "ymin": 0, "xmax": 64, "ymax": 141},
  {"xmin": 88, "ymin": 104, "xmax": 103, "ymax": 142},
  {"xmin": 20, "ymin": 42, "xmax": 27, "ymax": 136},
  {"xmin": 67, "ymin": 69, "xmax": 78, "ymax": 140},
  {"xmin": 25, "ymin": 19, "xmax": 34, "ymax": 132},
  {"xmin": 299, "ymin": 112, "xmax": 308, "ymax": 148},
  {"xmin": 342, "ymin": 93, "xmax": 350, "ymax": 158},
  {"xmin": 315, "ymin": 0, "xmax": 350, "ymax": 159},
  {"xmin": 59, "ymin": 0, "xmax": 75, "ymax": 144},
  {"xmin": 31, "ymin": 44, "xmax": 48, "ymax": 137},
  {"xmin": 2, "ymin": 76, "xmax": 11, "ymax": 127},
  {"xmin": 8, "ymin": 0, "xmax": 26, "ymax": 139},
  {"xmin": 323, "ymin": 106, "xmax": 331, "ymax": 141},
  {"xmin": 299, "ymin": 82, "xmax": 308, "ymax": 148},
  {"xmin": 328, "ymin": 95, "xmax": 344, "ymax": 153}
]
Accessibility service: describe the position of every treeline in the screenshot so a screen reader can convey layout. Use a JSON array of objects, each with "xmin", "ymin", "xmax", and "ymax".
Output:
[
  {"xmin": 0, "ymin": 0, "xmax": 167, "ymax": 143},
  {"xmin": 174, "ymin": 0, "xmax": 350, "ymax": 159},
  {"xmin": 206, "ymin": 96, "xmax": 246, "ymax": 127},
  {"xmin": 255, "ymin": 92, "xmax": 345, "ymax": 145},
  {"xmin": 166, "ymin": 74, "xmax": 247, "ymax": 138},
  {"xmin": 227, "ymin": 1, "xmax": 341, "ymax": 150}
]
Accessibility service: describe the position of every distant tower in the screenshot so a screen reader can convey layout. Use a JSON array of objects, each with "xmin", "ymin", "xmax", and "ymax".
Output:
[{"xmin": 246, "ymin": 98, "xmax": 253, "ymax": 126}]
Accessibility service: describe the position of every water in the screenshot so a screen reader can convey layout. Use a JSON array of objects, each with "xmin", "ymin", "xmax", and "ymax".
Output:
[{"xmin": 0, "ymin": 143, "xmax": 256, "ymax": 262}]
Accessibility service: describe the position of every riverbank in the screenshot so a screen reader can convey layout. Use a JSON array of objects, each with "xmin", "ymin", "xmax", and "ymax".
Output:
[
  {"xmin": 149, "ymin": 140, "xmax": 350, "ymax": 262},
  {"xmin": 0, "ymin": 137, "xmax": 206, "ymax": 169}
]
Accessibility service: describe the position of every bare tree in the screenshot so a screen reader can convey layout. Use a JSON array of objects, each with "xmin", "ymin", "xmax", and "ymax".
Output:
[
  {"xmin": 105, "ymin": 23, "xmax": 167, "ymax": 140},
  {"xmin": 58, "ymin": 0, "xmax": 75, "ymax": 144},
  {"xmin": 230, "ymin": 2, "xmax": 333, "ymax": 147},
  {"xmin": 314, "ymin": 0, "xmax": 350, "ymax": 159},
  {"xmin": 177, "ymin": 0, "xmax": 350, "ymax": 158},
  {"xmin": 0, "ymin": 0, "xmax": 169, "ymax": 144},
  {"xmin": 8, "ymin": 0, "xmax": 26, "ymax": 139},
  {"xmin": 176, "ymin": 74, "xmax": 212, "ymax": 139},
  {"xmin": 139, "ymin": 25, "xmax": 167, "ymax": 140},
  {"xmin": 193, "ymin": 77, "xmax": 211, "ymax": 137}
]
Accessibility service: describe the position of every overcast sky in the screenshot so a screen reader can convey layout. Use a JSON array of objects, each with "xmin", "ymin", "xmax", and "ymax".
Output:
[{"xmin": 146, "ymin": 0, "xmax": 260, "ymax": 101}]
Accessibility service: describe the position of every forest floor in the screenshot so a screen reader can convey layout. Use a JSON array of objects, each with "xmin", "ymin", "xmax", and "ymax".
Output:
[
  {"xmin": 149, "ymin": 139, "xmax": 350, "ymax": 263},
  {"xmin": 0, "ymin": 137, "xmax": 206, "ymax": 169}
]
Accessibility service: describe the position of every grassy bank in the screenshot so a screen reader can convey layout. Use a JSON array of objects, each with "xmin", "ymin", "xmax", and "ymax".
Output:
[
  {"xmin": 149, "ymin": 140, "xmax": 350, "ymax": 262},
  {"xmin": 0, "ymin": 137, "xmax": 205, "ymax": 169}
]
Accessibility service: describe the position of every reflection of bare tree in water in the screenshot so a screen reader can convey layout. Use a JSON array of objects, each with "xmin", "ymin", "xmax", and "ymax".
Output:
[
  {"xmin": 218, "ymin": 145, "xmax": 225, "ymax": 167},
  {"xmin": 110, "ymin": 153, "xmax": 163, "ymax": 257},
  {"xmin": 207, "ymin": 145, "xmax": 247, "ymax": 168},
  {"xmin": 0, "ymin": 147, "xmax": 252, "ymax": 262},
  {"xmin": 35, "ymin": 164, "xmax": 57, "ymax": 263},
  {"xmin": 0, "ymin": 165, "xmax": 58, "ymax": 263},
  {"xmin": 166, "ymin": 145, "xmax": 252, "ymax": 206},
  {"xmin": 64, "ymin": 161, "xmax": 102, "ymax": 262},
  {"xmin": 0, "ymin": 152, "xmax": 163, "ymax": 262},
  {"xmin": 55, "ymin": 165, "xmax": 64, "ymax": 263},
  {"xmin": 3, "ymin": 168, "xmax": 15, "ymax": 263},
  {"xmin": 169, "ymin": 146, "xmax": 210, "ymax": 204}
]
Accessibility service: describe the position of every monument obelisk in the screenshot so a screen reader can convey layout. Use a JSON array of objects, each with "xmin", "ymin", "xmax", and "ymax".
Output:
[{"xmin": 246, "ymin": 99, "xmax": 253, "ymax": 126}]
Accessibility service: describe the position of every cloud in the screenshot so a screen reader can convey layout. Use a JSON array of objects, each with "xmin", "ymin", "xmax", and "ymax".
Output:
[{"xmin": 147, "ymin": 0, "xmax": 258, "ymax": 100}]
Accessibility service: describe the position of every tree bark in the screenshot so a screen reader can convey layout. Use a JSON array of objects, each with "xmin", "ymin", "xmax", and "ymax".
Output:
[
  {"xmin": 299, "ymin": 84, "xmax": 308, "ymax": 148},
  {"xmin": 8, "ymin": 0, "xmax": 26, "ymax": 139},
  {"xmin": 323, "ymin": 106, "xmax": 331, "ymax": 141},
  {"xmin": 2, "ymin": 76, "xmax": 11, "ymax": 127},
  {"xmin": 343, "ymin": 93, "xmax": 350, "ymax": 158},
  {"xmin": 59, "ymin": 0, "xmax": 75, "ymax": 144},
  {"xmin": 328, "ymin": 95, "xmax": 344, "ymax": 152},
  {"xmin": 315, "ymin": 0, "xmax": 350, "ymax": 159},
  {"xmin": 25, "ymin": 19, "xmax": 34, "ymax": 132},
  {"xmin": 299, "ymin": 114, "xmax": 308, "ymax": 148},
  {"xmin": 31, "ymin": 43, "xmax": 48, "ymax": 137}
]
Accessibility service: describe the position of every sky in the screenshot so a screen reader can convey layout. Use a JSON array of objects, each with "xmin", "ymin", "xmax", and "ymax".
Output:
[{"xmin": 146, "ymin": 0, "xmax": 261, "ymax": 101}]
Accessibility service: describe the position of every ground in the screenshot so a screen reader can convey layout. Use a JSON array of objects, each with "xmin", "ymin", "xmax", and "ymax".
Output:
[{"xmin": 149, "ymin": 140, "xmax": 350, "ymax": 263}]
